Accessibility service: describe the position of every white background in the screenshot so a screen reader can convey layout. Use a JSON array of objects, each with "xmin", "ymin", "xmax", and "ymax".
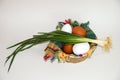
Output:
[{"xmin": 0, "ymin": 0, "xmax": 120, "ymax": 80}]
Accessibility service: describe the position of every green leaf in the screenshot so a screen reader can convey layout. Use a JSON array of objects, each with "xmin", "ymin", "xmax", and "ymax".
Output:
[
  {"xmin": 71, "ymin": 20, "xmax": 80, "ymax": 27},
  {"xmin": 81, "ymin": 21, "xmax": 97, "ymax": 39}
]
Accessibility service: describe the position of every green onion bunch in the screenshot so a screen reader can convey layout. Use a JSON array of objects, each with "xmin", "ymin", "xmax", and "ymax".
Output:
[{"xmin": 6, "ymin": 30, "xmax": 111, "ymax": 72}]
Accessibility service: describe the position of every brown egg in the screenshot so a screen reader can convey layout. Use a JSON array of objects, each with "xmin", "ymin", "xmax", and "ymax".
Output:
[
  {"xmin": 72, "ymin": 26, "xmax": 86, "ymax": 37},
  {"xmin": 63, "ymin": 44, "xmax": 73, "ymax": 54}
]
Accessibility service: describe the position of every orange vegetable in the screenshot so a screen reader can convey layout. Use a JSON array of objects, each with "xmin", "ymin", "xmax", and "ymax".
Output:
[
  {"xmin": 63, "ymin": 44, "xmax": 73, "ymax": 54},
  {"xmin": 72, "ymin": 26, "xmax": 86, "ymax": 37}
]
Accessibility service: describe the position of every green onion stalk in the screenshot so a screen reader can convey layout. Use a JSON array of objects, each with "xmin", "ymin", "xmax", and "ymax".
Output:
[{"xmin": 6, "ymin": 30, "xmax": 112, "ymax": 72}]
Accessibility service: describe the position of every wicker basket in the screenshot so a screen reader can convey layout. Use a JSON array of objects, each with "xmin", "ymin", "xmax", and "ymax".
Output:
[
  {"xmin": 44, "ymin": 20, "xmax": 97, "ymax": 63},
  {"xmin": 45, "ymin": 42, "xmax": 97, "ymax": 63}
]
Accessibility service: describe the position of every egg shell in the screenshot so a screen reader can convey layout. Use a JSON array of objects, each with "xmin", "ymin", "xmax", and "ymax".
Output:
[
  {"xmin": 61, "ymin": 24, "xmax": 72, "ymax": 33},
  {"xmin": 72, "ymin": 26, "xmax": 86, "ymax": 37},
  {"xmin": 63, "ymin": 44, "xmax": 73, "ymax": 54},
  {"xmin": 73, "ymin": 42, "xmax": 90, "ymax": 55}
]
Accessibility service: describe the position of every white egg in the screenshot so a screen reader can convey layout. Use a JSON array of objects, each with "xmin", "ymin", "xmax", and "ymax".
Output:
[
  {"xmin": 61, "ymin": 24, "xmax": 72, "ymax": 33},
  {"xmin": 73, "ymin": 43, "xmax": 90, "ymax": 55}
]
